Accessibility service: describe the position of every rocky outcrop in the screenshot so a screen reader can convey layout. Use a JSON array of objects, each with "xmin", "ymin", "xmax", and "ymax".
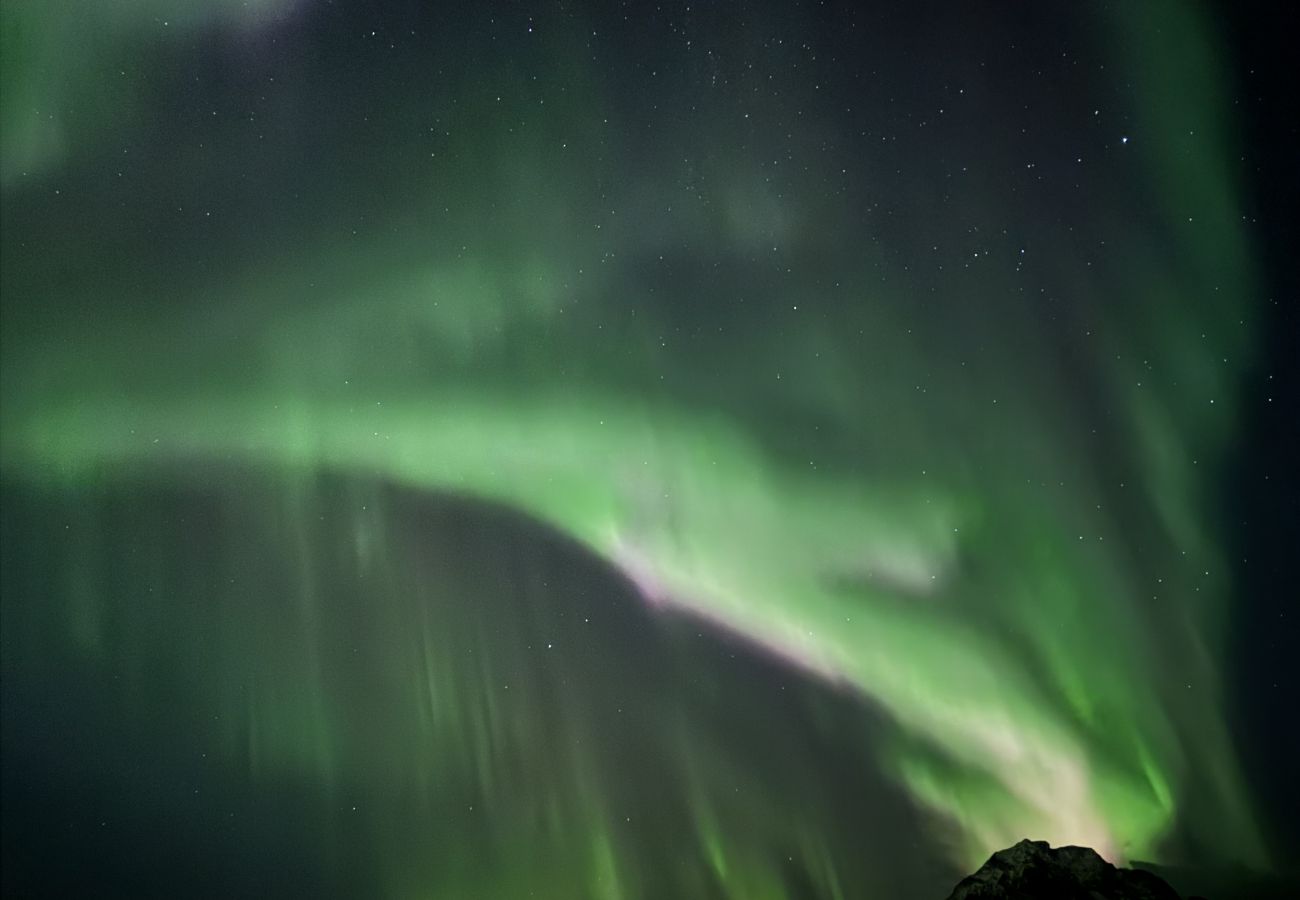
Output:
[{"xmin": 944, "ymin": 839, "xmax": 1188, "ymax": 899}]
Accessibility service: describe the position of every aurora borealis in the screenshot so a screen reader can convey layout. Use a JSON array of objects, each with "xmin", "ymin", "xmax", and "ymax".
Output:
[{"xmin": 1, "ymin": 1, "xmax": 1294, "ymax": 898}]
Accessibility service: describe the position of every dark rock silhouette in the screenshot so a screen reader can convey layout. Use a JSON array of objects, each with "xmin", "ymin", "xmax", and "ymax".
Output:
[{"xmin": 944, "ymin": 839, "xmax": 1188, "ymax": 899}]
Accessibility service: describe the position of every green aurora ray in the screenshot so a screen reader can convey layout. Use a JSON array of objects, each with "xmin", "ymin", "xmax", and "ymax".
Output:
[{"xmin": 0, "ymin": 0, "xmax": 1271, "ymax": 896}]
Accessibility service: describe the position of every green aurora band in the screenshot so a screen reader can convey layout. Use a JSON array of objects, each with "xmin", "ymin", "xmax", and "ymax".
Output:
[{"xmin": 0, "ymin": 0, "xmax": 1270, "ymax": 896}]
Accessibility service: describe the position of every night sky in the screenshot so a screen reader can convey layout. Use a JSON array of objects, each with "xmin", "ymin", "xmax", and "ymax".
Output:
[{"xmin": 1, "ymin": 1, "xmax": 1296, "ymax": 898}]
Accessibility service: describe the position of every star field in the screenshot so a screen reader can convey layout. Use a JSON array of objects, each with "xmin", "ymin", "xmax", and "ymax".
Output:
[{"xmin": 1, "ymin": 1, "xmax": 1295, "ymax": 897}]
